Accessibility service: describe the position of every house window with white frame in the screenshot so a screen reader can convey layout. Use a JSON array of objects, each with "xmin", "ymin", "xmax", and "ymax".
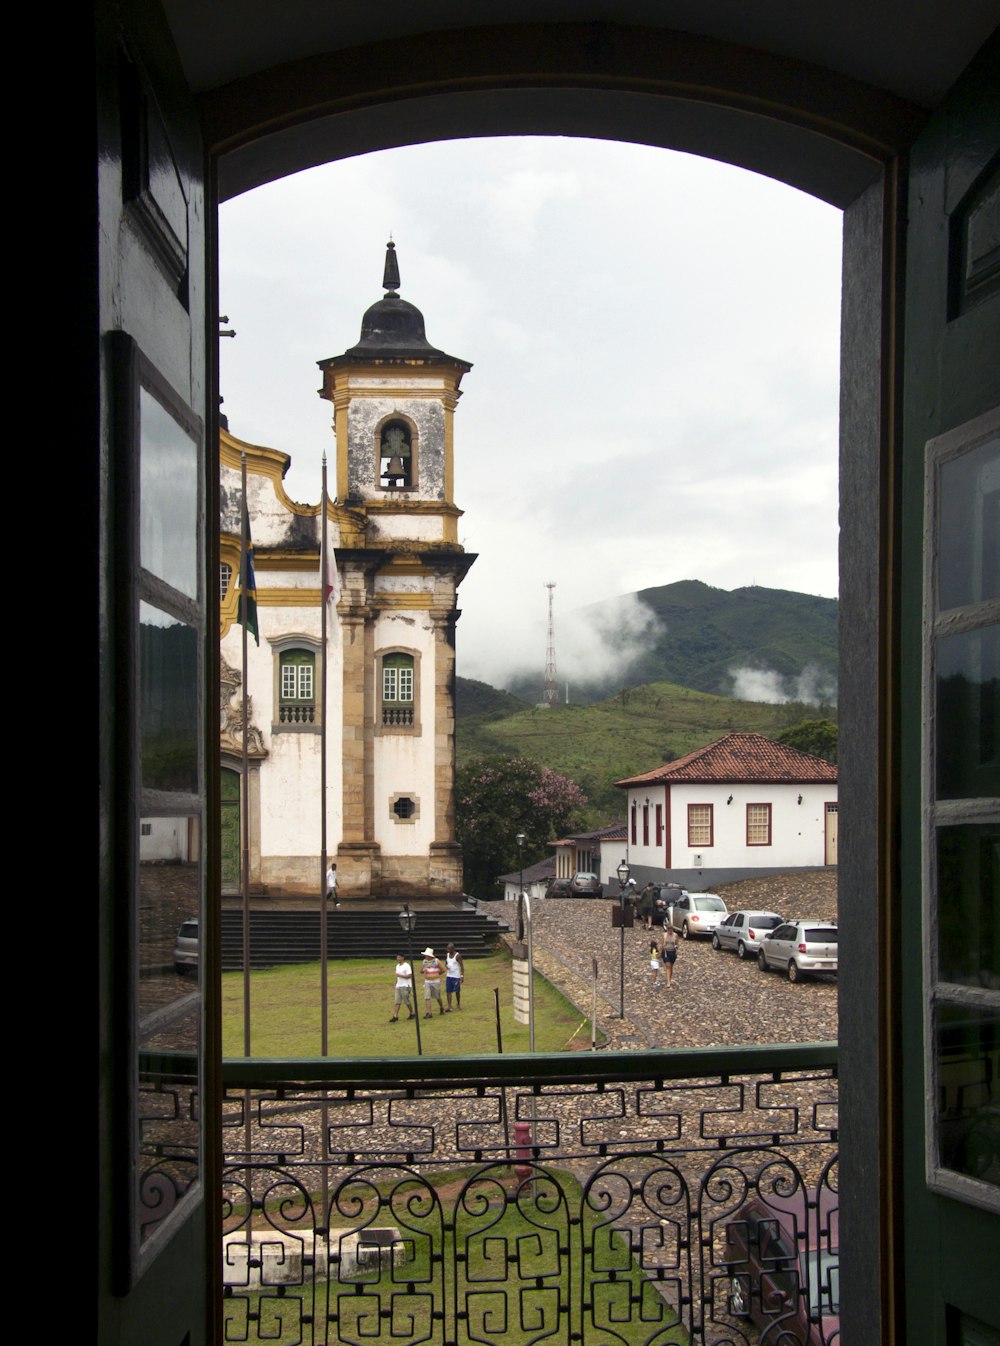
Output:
[
  {"xmin": 687, "ymin": 803, "xmax": 713, "ymax": 848},
  {"xmin": 746, "ymin": 802, "xmax": 772, "ymax": 846}
]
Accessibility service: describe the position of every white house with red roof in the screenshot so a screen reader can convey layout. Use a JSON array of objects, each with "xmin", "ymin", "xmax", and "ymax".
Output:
[{"xmin": 615, "ymin": 732, "xmax": 838, "ymax": 888}]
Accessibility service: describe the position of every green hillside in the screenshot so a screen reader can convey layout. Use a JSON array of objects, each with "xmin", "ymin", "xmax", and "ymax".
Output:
[
  {"xmin": 506, "ymin": 580, "xmax": 838, "ymax": 705},
  {"xmin": 456, "ymin": 678, "xmax": 834, "ymax": 820}
]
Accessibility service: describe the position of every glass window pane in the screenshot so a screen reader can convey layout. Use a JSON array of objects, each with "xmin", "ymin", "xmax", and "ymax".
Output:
[
  {"xmin": 934, "ymin": 1003, "xmax": 1000, "ymax": 1190},
  {"xmin": 137, "ymin": 812, "xmax": 201, "ymax": 1247},
  {"xmin": 298, "ymin": 661, "xmax": 313, "ymax": 700},
  {"xmin": 399, "ymin": 666, "xmax": 413, "ymax": 701},
  {"xmin": 140, "ymin": 603, "xmax": 199, "ymax": 794},
  {"xmin": 938, "ymin": 435, "xmax": 1000, "ymax": 610},
  {"xmin": 937, "ymin": 823, "xmax": 1000, "ymax": 989},
  {"xmin": 140, "ymin": 388, "xmax": 199, "ymax": 599},
  {"xmin": 936, "ymin": 623, "xmax": 1000, "ymax": 799}
]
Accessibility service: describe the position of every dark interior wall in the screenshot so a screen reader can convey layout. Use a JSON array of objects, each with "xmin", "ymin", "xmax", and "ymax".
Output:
[
  {"xmin": 838, "ymin": 172, "xmax": 894, "ymax": 1346},
  {"xmin": 201, "ymin": 23, "xmax": 920, "ymax": 207}
]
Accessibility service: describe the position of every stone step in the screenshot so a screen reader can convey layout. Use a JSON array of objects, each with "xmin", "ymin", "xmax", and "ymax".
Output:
[{"xmin": 219, "ymin": 907, "xmax": 510, "ymax": 969}]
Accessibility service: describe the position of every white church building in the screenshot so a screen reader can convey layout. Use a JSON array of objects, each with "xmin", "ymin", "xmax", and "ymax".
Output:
[{"xmin": 219, "ymin": 243, "xmax": 474, "ymax": 898}]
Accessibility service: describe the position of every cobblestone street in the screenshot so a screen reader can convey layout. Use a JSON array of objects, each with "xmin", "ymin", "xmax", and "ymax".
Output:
[{"xmin": 496, "ymin": 869, "xmax": 838, "ymax": 1051}]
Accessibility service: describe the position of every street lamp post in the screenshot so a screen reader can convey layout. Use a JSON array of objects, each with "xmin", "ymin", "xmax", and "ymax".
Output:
[
  {"xmin": 398, "ymin": 904, "xmax": 422, "ymax": 1056},
  {"xmin": 515, "ymin": 831, "xmax": 526, "ymax": 942},
  {"xmin": 616, "ymin": 858, "xmax": 631, "ymax": 1019}
]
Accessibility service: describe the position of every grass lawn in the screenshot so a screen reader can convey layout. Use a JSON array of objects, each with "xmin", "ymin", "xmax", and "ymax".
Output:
[{"xmin": 223, "ymin": 946, "xmax": 596, "ymax": 1057}]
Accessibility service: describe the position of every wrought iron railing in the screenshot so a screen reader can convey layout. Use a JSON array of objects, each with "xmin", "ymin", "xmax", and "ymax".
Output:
[{"xmin": 217, "ymin": 1045, "xmax": 838, "ymax": 1345}]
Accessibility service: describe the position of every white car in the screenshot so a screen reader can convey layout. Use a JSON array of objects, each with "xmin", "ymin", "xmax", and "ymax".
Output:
[
  {"xmin": 667, "ymin": 892, "xmax": 729, "ymax": 938},
  {"xmin": 758, "ymin": 920, "xmax": 838, "ymax": 981},
  {"xmin": 174, "ymin": 918, "xmax": 199, "ymax": 975}
]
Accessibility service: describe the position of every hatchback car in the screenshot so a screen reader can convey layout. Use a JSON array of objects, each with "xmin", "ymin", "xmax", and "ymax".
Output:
[
  {"xmin": 667, "ymin": 892, "xmax": 729, "ymax": 938},
  {"xmin": 544, "ymin": 878, "xmax": 574, "ymax": 899},
  {"xmin": 174, "ymin": 918, "xmax": 199, "ymax": 975},
  {"xmin": 713, "ymin": 910, "xmax": 784, "ymax": 959},
  {"xmin": 570, "ymin": 871, "xmax": 603, "ymax": 896},
  {"xmin": 758, "ymin": 920, "xmax": 838, "ymax": 981}
]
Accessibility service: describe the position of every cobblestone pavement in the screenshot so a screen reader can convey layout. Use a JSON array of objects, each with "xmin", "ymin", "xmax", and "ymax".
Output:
[{"xmin": 495, "ymin": 869, "xmax": 838, "ymax": 1051}]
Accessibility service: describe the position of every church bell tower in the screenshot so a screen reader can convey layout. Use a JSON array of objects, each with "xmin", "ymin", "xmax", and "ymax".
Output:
[{"xmin": 317, "ymin": 243, "xmax": 475, "ymax": 897}]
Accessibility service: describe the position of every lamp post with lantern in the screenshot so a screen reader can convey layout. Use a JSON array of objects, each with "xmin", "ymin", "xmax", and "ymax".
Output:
[
  {"xmin": 616, "ymin": 858, "xmax": 631, "ymax": 1019},
  {"xmin": 398, "ymin": 903, "xmax": 423, "ymax": 1056}
]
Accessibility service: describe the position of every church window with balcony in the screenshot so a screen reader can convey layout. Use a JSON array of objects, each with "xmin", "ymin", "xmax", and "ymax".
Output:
[
  {"xmin": 381, "ymin": 652, "xmax": 416, "ymax": 728},
  {"xmin": 278, "ymin": 650, "xmax": 316, "ymax": 725}
]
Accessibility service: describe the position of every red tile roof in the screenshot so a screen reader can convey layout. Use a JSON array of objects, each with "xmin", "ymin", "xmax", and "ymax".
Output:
[{"xmin": 614, "ymin": 732, "xmax": 837, "ymax": 787}]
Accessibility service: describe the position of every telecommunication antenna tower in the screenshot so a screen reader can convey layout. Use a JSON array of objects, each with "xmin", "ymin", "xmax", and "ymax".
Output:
[{"xmin": 543, "ymin": 581, "xmax": 558, "ymax": 706}]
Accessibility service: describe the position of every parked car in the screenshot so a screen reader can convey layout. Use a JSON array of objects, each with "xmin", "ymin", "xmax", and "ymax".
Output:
[
  {"xmin": 570, "ymin": 871, "xmax": 603, "ymax": 897},
  {"xmin": 652, "ymin": 883, "xmax": 687, "ymax": 925},
  {"xmin": 174, "ymin": 918, "xmax": 199, "ymax": 975},
  {"xmin": 713, "ymin": 910, "xmax": 784, "ymax": 959},
  {"xmin": 758, "ymin": 920, "xmax": 838, "ymax": 981},
  {"xmin": 723, "ymin": 1185, "xmax": 839, "ymax": 1345},
  {"xmin": 544, "ymin": 878, "xmax": 574, "ymax": 899},
  {"xmin": 667, "ymin": 892, "xmax": 729, "ymax": 938}
]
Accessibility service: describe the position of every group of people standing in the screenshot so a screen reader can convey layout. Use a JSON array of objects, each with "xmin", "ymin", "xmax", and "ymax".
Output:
[{"xmin": 390, "ymin": 944, "xmax": 465, "ymax": 1022}]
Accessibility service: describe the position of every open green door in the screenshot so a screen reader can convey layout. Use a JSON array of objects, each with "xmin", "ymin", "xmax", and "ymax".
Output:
[{"xmin": 899, "ymin": 34, "xmax": 999, "ymax": 1345}]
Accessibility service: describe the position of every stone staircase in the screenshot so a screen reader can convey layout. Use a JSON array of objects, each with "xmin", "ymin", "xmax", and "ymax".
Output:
[{"xmin": 219, "ymin": 902, "xmax": 510, "ymax": 970}]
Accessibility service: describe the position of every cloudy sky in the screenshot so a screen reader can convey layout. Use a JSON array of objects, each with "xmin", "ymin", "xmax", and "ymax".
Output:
[{"xmin": 219, "ymin": 137, "xmax": 842, "ymax": 691}]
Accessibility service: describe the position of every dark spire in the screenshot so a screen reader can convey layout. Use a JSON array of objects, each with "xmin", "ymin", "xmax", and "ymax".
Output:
[{"xmin": 382, "ymin": 240, "xmax": 400, "ymax": 295}]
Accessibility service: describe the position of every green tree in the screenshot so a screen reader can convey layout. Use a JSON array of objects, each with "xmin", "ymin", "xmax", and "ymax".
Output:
[
  {"xmin": 774, "ymin": 717, "xmax": 839, "ymax": 764},
  {"xmin": 456, "ymin": 755, "xmax": 588, "ymax": 896}
]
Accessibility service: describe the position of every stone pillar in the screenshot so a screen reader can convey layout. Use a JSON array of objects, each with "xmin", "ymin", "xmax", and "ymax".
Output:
[
  {"xmin": 337, "ymin": 564, "xmax": 380, "ymax": 894},
  {"xmin": 428, "ymin": 606, "xmax": 463, "ymax": 895}
]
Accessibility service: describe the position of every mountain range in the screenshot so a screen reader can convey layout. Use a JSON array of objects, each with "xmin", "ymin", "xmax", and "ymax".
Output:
[{"xmin": 502, "ymin": 579, "xmax": 838, "ymax": 706}]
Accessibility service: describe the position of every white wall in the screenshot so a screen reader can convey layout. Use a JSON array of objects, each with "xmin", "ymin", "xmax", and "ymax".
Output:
[{"xmin": 623, "ymin": 782, "xmax": 837, "ymax": 871}]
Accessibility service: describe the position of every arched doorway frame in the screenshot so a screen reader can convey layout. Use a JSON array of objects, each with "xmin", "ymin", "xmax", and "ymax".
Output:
[{"xmin": 203, "ymin": 30, "xmax": 905, "ymax": 1341}]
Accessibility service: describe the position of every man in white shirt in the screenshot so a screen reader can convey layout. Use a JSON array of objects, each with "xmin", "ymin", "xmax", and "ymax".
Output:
[
  {"xmin": 326, "ymin": 862, "xmax": 339, "ymax": 907},
  {"xmin": 445, "ymin": 943, "xmax": 465, "ymax": 1011},
  {"xmin": 390, "ymin": 953, "xmax": 414, "ymax": 1022}
]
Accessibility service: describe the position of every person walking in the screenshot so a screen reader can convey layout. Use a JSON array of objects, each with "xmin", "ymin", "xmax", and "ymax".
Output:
[
  {"xmin": 660, "ymin": 924, "xmax": 679, "ymax": 988},
  {"xmin": 326, "ymin": 861, "xmax": 339, "ymax": 907},
  {"xmin": 389, "ymin": 952, "xmax": 415, "ymax": 1022},
  {"xmin": 639, "ymin": 882, "xmax": 656, "ymax": 931},
  {"xmin": 444, "ymin": 943, "xmax": 465, "ymax": 1011},
  {"xmin": 421, "ymin": 946, "xmax": 446, "ymax": 1017},
  {"xmin": 649, "ymin": 939, "xmax": 665, "ymax": 988}
]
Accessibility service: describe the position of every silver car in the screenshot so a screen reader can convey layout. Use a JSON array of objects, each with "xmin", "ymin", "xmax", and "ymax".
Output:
[
  {"xmin": 174, "ymin": 918, "xmax": 199, "ymax": 975},
  {"xmin": 570, "ymin": 871, "xmax": 603, "ymax": 897},
  {"xmin": 757, "ymin": 920, "xmax": 838, "ymax": 981},
  {"xmin": 667, "ymin": 892, "xmax": 729, "ymax": 938},
  {"xmin": 712, "ymin": 910, "xmax": 784, "ymax": 959}
]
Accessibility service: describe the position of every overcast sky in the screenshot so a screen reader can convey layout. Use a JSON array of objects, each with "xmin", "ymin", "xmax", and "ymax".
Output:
[{"xmin": 219, "ymin": 137, "xmax": 842, "ymax": 692}]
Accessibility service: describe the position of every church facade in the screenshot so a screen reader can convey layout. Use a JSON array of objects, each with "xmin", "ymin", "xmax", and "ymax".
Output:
[{"xmin": 219, "ymin": 244, "xmax": 475, "ymax": 898}]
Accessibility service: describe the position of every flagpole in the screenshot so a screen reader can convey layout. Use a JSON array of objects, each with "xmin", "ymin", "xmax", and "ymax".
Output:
[
  {"xmin": 320, "ymin": 454, "xmax": 330, "ymax": 1057},
  {"xmin": 240, "ymin": 452, "xmax": 251, "ymax": 1058}
]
